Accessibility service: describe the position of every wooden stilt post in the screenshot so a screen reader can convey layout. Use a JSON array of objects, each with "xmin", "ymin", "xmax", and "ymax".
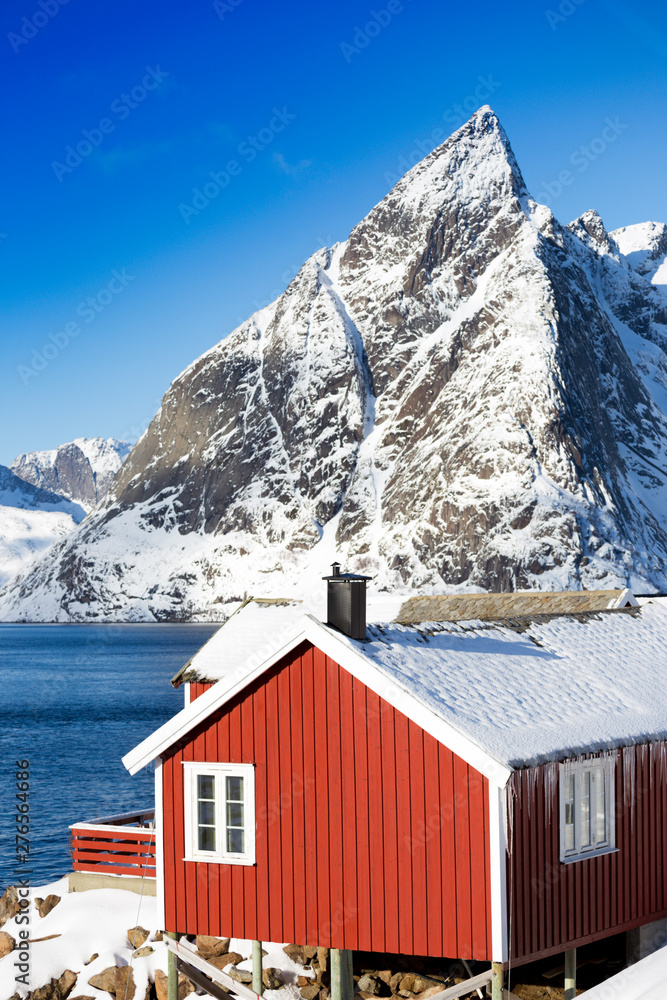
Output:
[
  {"xmin": 564, "ymin": 948, "xmax": 576, "ymax": 1000},
  {"xmin": 167, "ymin": 932, "xmax": 180, "ymax": 1000},
  {"xmin": 331, "ymin": 949, "xmax": 354, "ymax": 1000},
  {"xmin": 491, "ymin": 962, "xmax": 503, "ymax": 1000},
  {"xmin": 252, "ymin": 940, "xmax": 264, "ymax": 996}
]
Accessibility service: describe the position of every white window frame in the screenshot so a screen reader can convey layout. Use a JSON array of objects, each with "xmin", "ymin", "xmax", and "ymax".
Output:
[
  {"xmin": 183, "ymin": 762, "xmax": 256, "ymax": 865},
  {"xmin": 559, "ymin": 756, "xmax": 617, "ymax": 863}
]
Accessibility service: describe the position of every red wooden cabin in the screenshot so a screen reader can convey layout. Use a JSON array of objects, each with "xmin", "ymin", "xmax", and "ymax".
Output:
[{"xmin": 123, "ymin": 578, "xmax": 667, "ymax": 998}]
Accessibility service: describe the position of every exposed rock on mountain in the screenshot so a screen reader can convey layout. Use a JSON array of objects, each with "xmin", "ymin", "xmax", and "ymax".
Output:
[
  {"xmin": 0, "ymin": 466, "xmax": 84, "ymax": 587},
  {"xmin": 11, "ymin": 437, "xmax": 130, "ymax": 512},
  {"xmin": 2, "ymin": 107, "xmax": 667, "ymax": 621}
]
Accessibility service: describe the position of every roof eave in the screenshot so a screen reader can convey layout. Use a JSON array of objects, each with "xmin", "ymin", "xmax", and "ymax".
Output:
[{"xmin": 122, "ymin": 614, "xmax": 513, "ymax": 787}]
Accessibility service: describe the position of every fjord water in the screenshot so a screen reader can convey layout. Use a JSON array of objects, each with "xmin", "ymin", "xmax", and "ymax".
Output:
[{"xmin": 0, "ymin": 623, "xmax": 218, "ymax": 888}]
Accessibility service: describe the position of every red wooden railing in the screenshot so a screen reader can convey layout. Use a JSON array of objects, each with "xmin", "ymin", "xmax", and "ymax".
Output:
[{"xmin": 69, "ymin": 807, "xmax": 156, "ymax": 879}]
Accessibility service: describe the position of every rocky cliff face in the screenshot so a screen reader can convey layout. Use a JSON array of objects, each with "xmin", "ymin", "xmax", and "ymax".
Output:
[
  {"xmin": 11, "ymin": 437, "xmax": 131, "ymax": 512},
  {"xmin": 3, "ymin": 107, "xmax": 667, "ymax": 621}
]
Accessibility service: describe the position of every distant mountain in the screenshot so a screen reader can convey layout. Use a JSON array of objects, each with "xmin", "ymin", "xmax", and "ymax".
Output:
[
  {"xmin": 11, "ymin": 437, "xmax": 131, "ymax": 512},
  {"xmin": 0, "ymin": 466, "xmax": 84, "ymax": 587},
  {"xmin": 611, "ymin": 222, "xmax": 667, "ymax": 298},
  {"xmin": 3, "ymin": 106, "xmax": 667, "ymax": 621}
]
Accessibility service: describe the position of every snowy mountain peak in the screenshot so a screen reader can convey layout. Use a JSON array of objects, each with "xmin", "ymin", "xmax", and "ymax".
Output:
[
  {"xmin": 3, "ymin": 109, "xmax": 667, "ymax": 621},
  {"xmin": 567, "ymin": 209, "xmax": 620, "ymax": 258}
]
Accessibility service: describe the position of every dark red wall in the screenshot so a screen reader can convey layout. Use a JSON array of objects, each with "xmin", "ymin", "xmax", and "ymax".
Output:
[
  {"xmin": 163, "ymin": 641, "xmax": 493, "ymax": 959},
  {"xmin": 188, "ymin": 681, "xmax": 212, "ymax": 701},
  {"xmin": 508, "ymin": 742, "xmax": 667, "ymax": 965}
]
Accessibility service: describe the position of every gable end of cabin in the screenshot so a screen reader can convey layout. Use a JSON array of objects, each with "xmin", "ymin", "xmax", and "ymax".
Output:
[{"xmin": 161, "ymin": 639, "xmax": 494, "ymax": 961}]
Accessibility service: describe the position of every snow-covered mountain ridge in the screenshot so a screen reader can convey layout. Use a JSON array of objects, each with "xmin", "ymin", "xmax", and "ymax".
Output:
[
  {"xmin": 11, "ymin": 436, "xmax": 130, "ymax": 512},
  {"xmin": 3, "ymin": 106, "xmax": 667, "ymax": 621},
  {"xmin": 0, "ymin": 466, "xmax": 84, "ymax": 587}
]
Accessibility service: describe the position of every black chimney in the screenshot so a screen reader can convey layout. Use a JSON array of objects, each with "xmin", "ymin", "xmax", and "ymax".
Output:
[{"xmin": 323, "ymin": 563, "xmax": 370, "ymax": 640}]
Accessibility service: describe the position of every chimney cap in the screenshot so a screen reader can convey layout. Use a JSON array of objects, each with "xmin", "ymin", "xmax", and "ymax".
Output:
[{"xmin": 322, "ymin": 561, "xmax": 371, "ymax": 582}]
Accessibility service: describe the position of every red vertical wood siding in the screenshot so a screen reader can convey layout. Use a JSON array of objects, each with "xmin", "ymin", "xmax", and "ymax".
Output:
[
  {"xmin": 188, "ymin": 682, "xmax": 213, "ymax": 701},
  {"xmin": 508, "ymin": 743, "xmax": 667, "ymax": 966},
  {"xmin": 162, "ymin": 641, "xmax": 492, "ymax": 959}
]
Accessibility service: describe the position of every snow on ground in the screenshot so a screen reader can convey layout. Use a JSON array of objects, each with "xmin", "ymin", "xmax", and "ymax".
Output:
[
  {"xmin": 0, "ymin": 878, "xmax": 306, "ymax": 1000},
  {"xmin": 580, "ymin": 944, "xmax": 667, "ymax": 998}
]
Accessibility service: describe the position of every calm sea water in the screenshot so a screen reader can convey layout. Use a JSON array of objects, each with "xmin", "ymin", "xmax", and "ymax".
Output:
[{"xmin": 0, "ymin": 623, "xmax": 218, "ymax": 889}]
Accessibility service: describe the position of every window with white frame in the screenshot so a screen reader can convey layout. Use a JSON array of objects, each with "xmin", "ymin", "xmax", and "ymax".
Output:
[
  {"xmin": 183, "ymin": 763, "xmax": 255, "ymax": 865},
  {"xmin": 559, "ymin": 756, "xmax": 616, "ymax": 862}
]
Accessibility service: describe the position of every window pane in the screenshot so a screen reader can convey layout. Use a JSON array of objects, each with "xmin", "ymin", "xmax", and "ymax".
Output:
[
  {"xmin": 198, "ymin": 775, "xmax": 215, "ymax": 799},
  {"xmin": 564, "ymin": 773, "xmax": 575, "ymax": 852},
  {"xmin": 227, "ymin": 776, "xmax": 244, "ymax": 802},
  {"xmin": 595, "ymin": 768, "xmax": 606, "ymax": 845},
  {"xmin": 227, "ymin": 802, "xmax": 244, "ymax": 828},
  {"xmin": 227, "ymin": 827, "xmax": 245, "ymax": 853},
  {"xmin": 198, "ymin": 800, "xmax": 216, "ymax": 826},
  {"xmin": 199, "ymin": 824, "xmax": 216, "ymax": 852},
  {"xmin": 196, "ymin": 772, "xmax": 216, "ymax": 852},
  {"xmin": 581, "ymin": 770, "xmax": 591, "ymax": 847}
]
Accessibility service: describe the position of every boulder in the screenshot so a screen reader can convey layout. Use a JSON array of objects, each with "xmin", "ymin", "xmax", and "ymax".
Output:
[
  {"xmin": 284, "ymin": 944, "xmax": 309, "ymax": 965},
  {"xmin": 357, "ymin": 977, "xmax": 380, "ymax": 995},
  {"xmin": 24, "ymin": 971, "xmax": 81, "ymax": 1000},
  {"xmin": 195, "ymin": 935, "xmax": 231, "ymax": 957},
  {"xmin": 376, "ymin": 972, "xmax": 393, "ymax": 985},
  {"xmin": 133, "ymin": 946, "xmax": 154, "ymax": 957},
  {"xmin": 0, "ymin": 931, "xmax": 16, "ymax": 958},
  {"xmin": 263, "ymin": 968, "xmax": 283, "ymax": 990},
  {"xmin": 302, "ymin": 946, "xmax": 318, "ymax": 961},
  {"xmin": 300, "ymin": 988, "xmax": 320, "ymax": 1000},
  {"xmin": 115, "ymin": 968, "xmax": 135, "ymax": 1000},
  {"xmin": 88, "ymin": 967, "xmax": 118, "ymax": 994},
  {"xmin": 389, "ymin": 974, "xmax": 403, "ymax": 994},
  {"xmin": 34, "ymin": 895, "xmax": 61, "ymax": 919},
  {"xmin": 316, "ymin": 948, "xmax": 329, "ymax": 972},
  {"xmin": 57, "ymin": 971, "xmax": 78, "ymax": 1000},
  {"xmin": 85, "ymin": 955, "xmax": 99, "ymax": 966},
  {"xmin": 0, "ymin": 887, "xmax": 20, "ymax": 928},
  {"xmin": 154, "ymin": 970, "xmax": 194, "ymax": 1000},
  {"xmin": 206, "ymin": 952, "xmax": 244, "ymax": 970},
  {"xmin": 228, "ymin": 967, "xmax": 253, "ymax": 984},
  {"xmin": 127, "ymin": 926, "xmax": 150, "ymax": 948}
]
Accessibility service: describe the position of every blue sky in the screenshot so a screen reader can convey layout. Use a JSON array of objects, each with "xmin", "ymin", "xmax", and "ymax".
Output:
[{"xmin": 1, "ymin": 0, "xmax": 667, "ymax": 465}]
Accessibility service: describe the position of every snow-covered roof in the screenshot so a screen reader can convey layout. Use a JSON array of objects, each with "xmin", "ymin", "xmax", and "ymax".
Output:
[
  {"xmin": 124, "ymin": 594, "xmax": 667, "ymax": 783},
  {"xmin": 171, "ymin": 592, "xmax": 406, "ymax": 686}
]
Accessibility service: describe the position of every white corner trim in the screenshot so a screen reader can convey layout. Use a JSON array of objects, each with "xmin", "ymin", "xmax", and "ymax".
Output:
[
  {"xmin": 488, "ymin": 783, "xmax": 508, "ymax": 963},
  {"xmin": 122, "ymin": 614, "xmax": 512, "ymax": 786},
  {"xmin": 154, "ymin": 757, "xmax": 165, "ymax": 930},
  {"xmin": 183, "ymin": 682, "xmax": 191, "ymax": 706}
]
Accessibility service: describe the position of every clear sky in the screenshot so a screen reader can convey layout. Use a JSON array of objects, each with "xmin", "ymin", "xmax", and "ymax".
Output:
[{"xmin": 1, "ymin": 0, "xmax": 667, "ymax": 466}]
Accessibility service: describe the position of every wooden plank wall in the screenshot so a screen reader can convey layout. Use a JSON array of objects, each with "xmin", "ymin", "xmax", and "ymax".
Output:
[
  {"xmin": 508, "ymin": 742, "xmax": 667, "ymax": 965},
  {"xmin": 189, "ymin": 682, "xmax": 212, "ymax": 701},
  {"xmin": 163, "ymin": 642, "xmax": 493, "ymax": 959}
]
